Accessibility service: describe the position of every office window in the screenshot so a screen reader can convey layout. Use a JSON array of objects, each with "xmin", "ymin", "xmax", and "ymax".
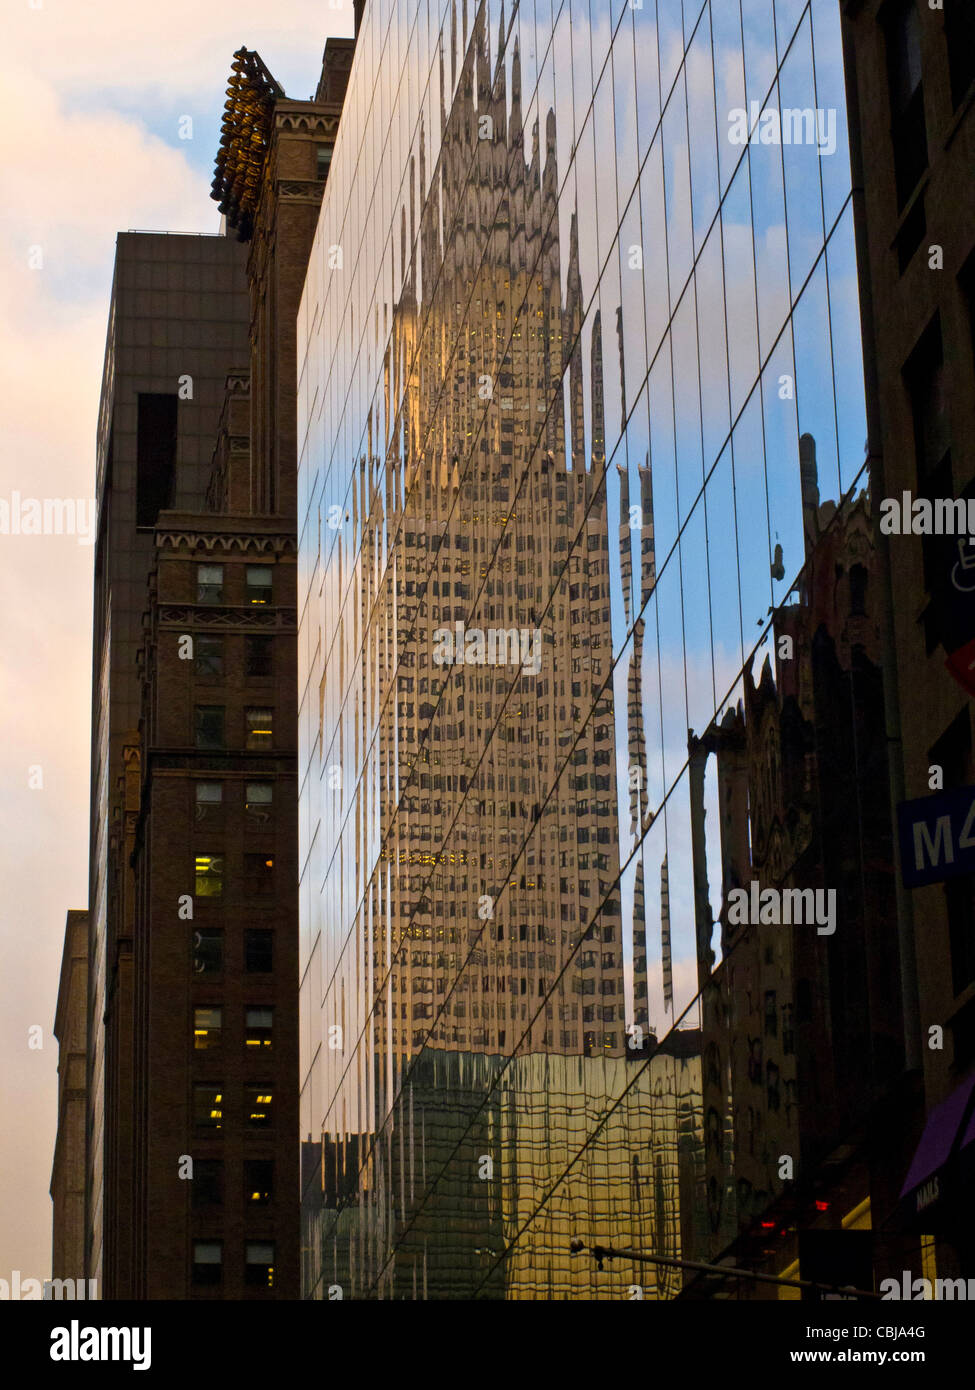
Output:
[
  {"xmin": 246, "ymin": 565, "xmax": 273, "ymax": 604},
  {"xmin": 192, "ymin": 1160, "xmax": 223, "ymax": 1208},
  {"xmin": 136, "ymin": 393, "xmax": 177, "ymax": 528},
  {"xmin": 244, "ymin": 853, "xmax": 274, "ymax": 896},
  {"xmin": 884, "ymin": 0, "xmax": 927, "ymax": 208},
  {"xmin": 945, "ymin": 0, "xmax": 975, "ymax": 108},
  {"xmin": 192, "ymin": 927, "xmax": 223, "ymax": 975},
  {"xmin": 194, "ymin": 1006, "xmax": 222, "ymax": 1050},
  {"xmin": 197, "ymin": 564, "xmax": 224, "ymax": 604},
  {"xmin": 244, "ymin": 1159, "xmax": 273, "ymax": 1205},
  {"xmin": 245, "ymin": 1242, "xmax": 275, "ymax": 1289},
  {"xmin": 195, "ymin": 854, "xmax": 224, "ymax": 898},
  {"xmin": 192, "ymin": 1241, "xmax": 222, "ymax": 1286},
  {"xmin": 194, "ymin": 1085, "xmax": 223, "ymax": 1129},
  {"xmin": 245, "ymin": 1007, "xmax": 273, "ymax": 1050},
  {"xmin": 245, "ymin": 635, "xmax": 273, "ymax": 678},
  {"xmin": 195, "ymin": 782, "xmax": 223, "ymax": 820},
  {"xmin": 245, "ymin": 708, "xmax": 273, "ymax": 750},
  {"xmin": 245, "ymin": 782, "xmax": 273, "ymax": 822},
  {"xmin": 195, "ymin": 705, "xmax": 225, "ymax": 750},
  {"xmin": 245, "ymin": 1088, "xmax": 273, "ymax": 1129},
  {"xmin": 195, "ymin": 635, "xmax": 224, "ymax": 679},
  {"xmin": 244, "ymin": 929, "xmax": 273, "ymax": 973}
]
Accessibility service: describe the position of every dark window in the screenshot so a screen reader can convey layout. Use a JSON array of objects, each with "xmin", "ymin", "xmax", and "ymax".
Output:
[
  {"xmin": 194, "ymin": 1006, "xmax": 222, "ymax": 1050},
  {"xmin": 192, "ymin": 1160, "xmax": 223, "ymax": 1208},
  {"xmin": 244, "ymin": 853, "xmax": 274, "ymax": 896},
  {"xmin": 193, "ymin": 1085, "xmax": 223, "ymax": 1130},
  {"xmin": 136, "ymin": 393, "xmax": 177, "ymax": 528},
  {"xmin": 192, "ymin": 1241, "xmax": 222, "ymax": 1286},
  {"xmin": 849, "ymin": 564, "xmax": 868, "ymax": 616},
  {"xmin": 945, "ymin": 0, "xmax": 975, "ymax": 108},
  {"xmin": 197, "ymin": 564, "xmax": 224, "ymax": 604},
  {"xmin": 884, "ymin": 0, "xmax": 927, "ymax": 208},
  {"xmin": 245, "ymin": 1007, "xmax": 273, "ymax": 1050},
  {"xmin": 246, "ymin": 566, "xmax": 273, "ymax": 604},
  {"xmin": 244, "ymin": 1159, "xmax": 273, "ymax": 1205},
  {"xmin": 316, "ymin": 146, "xmax": 332, "ymax": 181},
  {"xmin": 245, "ymin": 708, "xmax": 273, "ymax": 750},
  {"xmin": 245, "ymin": 1242, "xmax": 274, "ymax": 1289},
  {"xmin": 245, "ymin": 1088, "xmax": 273, "ymax": 1129},
  {"xmin": 195, "ymin": 635, "xmax": 224, "ymax": 679},
  {"xmin": 244, "ymin": 929, "xmax": 273, "ymax": 973},
  {"xmin": 195, "ymin": 705, "xmax": 225, "ymax": 749},
  {"xmin": 192, "ymin": 927, "xmax": 223, "ymax": 975},
  {"xmin": 245, "ymin": 636, "xmax": 273, "ymax": 678}
]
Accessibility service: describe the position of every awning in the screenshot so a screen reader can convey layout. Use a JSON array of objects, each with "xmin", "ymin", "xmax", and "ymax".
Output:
[{"xmin": 900, "ymin": 1072, "xmax": 975, "ymax": 1221}]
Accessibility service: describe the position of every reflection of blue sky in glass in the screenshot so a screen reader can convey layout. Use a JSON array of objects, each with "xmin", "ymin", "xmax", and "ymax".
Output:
[{"xmin": 300, "ymin": 0, "xmax": 869, "ymax": 1041}]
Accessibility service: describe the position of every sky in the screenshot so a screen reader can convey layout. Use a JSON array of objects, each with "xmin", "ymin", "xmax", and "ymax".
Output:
[{"xmin": 0, "ymin": 0, "xmax": 354, "ymax": 1286}]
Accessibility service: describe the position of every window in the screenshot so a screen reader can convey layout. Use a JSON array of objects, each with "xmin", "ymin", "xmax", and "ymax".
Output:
[
  {"xmin": 192, "ymin": 927, "xmax": 223, "ymax": 976},
  {"xmin": 244, "ymin": 929, "xmax": 273, "ymax": 973},
  {"xmin": 197, "ymin": 564, "xmax": 224, "ymax": 604},
  {"xmin": 195, "ymin": 783, "xmax": 222, "ymax": 823},
  {"xmin": 195, "ymin": 854, "xmax": 224, "ymax": 898},
  {"xmin": 245, "ymin": 635, "xmax": 273, "ymax": 678},
  {"xmin": 195, "ymin": 705, "xmax": 225, "ymax": 750},
  {"xmin": 245, "ymin": 782, "xmax": 273, "ymax": 823},
  {"xmin": 245, "ymin": 1007, "xmax": 273, "ymax": 1050},
  {"xmin": 245, "ymin": 708, "xmax": 273, "ymax": 750},
  {"xmin": 194, "ymin": 1085, "xmax": 223, "ymax": 1129},
  {"xmin": 194, "ymin": 1006, "xmax": 222, "ymax": 1050},
  {"xmin": 192, "ymin": 1160, "xmax": 223, "ymax": 1208},
  {"xmin": 244, "ymin": 1159, "xmax": 273, "ymax": 1205},
  {"xmin": 945, "ymin": 0, "xmax": 975, "ymax": 108},
  {"xmin": 136, "ymin": 394, "xmax": 177, "ymax": 528},
  {"xmin": 245, "ymin": 1242, "xmax": 274, "ymax": 1289},
  {"xmin": 246, "ymin": 565, "xmax": 273, "ymax": 604},
  {"xmin": 245, "ymin": 1088, "xmax": 273, "ymax": 1129},
  {"xmin": 244, "ymin": 853, "xmax": 274, "ymax": 896},
  {"xmin": 195, "ymin": 635, "xmax": 224, "ymax": 679},
  {"xmin": 192, "ymin": 1241, "xmax": 222, "ymax": 1286},
  {"xmin": 316, "ymin": 146, "xmax": 332, "ymax": 181},
  {"xmin": 884, "ymin": 0, "xmax": 927, "ymax": 208}
]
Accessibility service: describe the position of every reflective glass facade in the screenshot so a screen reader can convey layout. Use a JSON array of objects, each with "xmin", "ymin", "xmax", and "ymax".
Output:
[{"xmin": 298, "ymin": 0, "xmax": 879, "ymax": 1298}]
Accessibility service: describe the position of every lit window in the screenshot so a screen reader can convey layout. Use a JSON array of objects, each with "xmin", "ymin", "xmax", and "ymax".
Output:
[
  {"xmin": 244, "ymin": 1159, "xmax": 273, "ymax": 1205},
  {"xmin": 195, "ymin": 634, "xmax": 224, "ymax": 678},
  {"xmin": 194, "ymin": 1006, "xmax": 222, "ymax": 1050},
  {"xmin": 244, "ymin": 929, "xmax": 273, "ymax": 973},
  {"xmin": 195, "ymin": 854, "xmax": 224, "ymax": 897},
  {"xmin": 246, "ymin": 1088, "xmax": 273, "ymax": 1128},
  {"xmin": 245, "ymin": 708, "xmax": 273, "ymax": 750},
  {"xmin": 245, "ymin": 1007, "xmax": 273, "ymax": 1049},
  {"xmin": 194, "ymin": 1085, "xmax": 223, "ymax": 1129},
  {"xmin": 245, "ymin": 565, "xmax": 273, "ymax": 604},
  {"xmin": 245, "ymin": 1241, "xmax": 275, "ymax": 1289},
  {"xmin": 197, "ymin": 564, "xmax": 223, "ymax": 604},
  {"xmin": 245, "ymin": 782, "xmax": 273, "ymax": 822},
  {"xmin": 192, "ymin": 1241, "xmax": 223, "ymax": 1285},
  {"xmin": 192, "ymin": 927, "xmax": 222, "ymax": 975},
  {"xmin": 195, "ymin": 705, "xmax": 225, "ymax": 750}
]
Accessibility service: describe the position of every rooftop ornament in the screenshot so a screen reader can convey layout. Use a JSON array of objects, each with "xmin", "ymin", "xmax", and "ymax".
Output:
[{"xmin": 211, "ymin": 48, "xmax": 285, "ymax": 242}]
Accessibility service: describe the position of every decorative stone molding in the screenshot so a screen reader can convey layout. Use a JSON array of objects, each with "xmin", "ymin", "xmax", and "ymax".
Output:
[{"xmin": 155, "ymin": 533, "xmax": 297, "ymax": 555}]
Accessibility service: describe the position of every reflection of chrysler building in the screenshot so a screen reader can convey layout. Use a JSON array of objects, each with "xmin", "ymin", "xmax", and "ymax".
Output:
[{"xmin": 317, "ymin": 8, "xmax": 653, "ymax": 1112}]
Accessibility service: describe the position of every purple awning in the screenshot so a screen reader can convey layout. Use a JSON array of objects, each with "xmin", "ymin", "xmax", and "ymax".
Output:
[{"xmin": 900, "ymin": 1071, "xmax": 975, "ymax": 1198}]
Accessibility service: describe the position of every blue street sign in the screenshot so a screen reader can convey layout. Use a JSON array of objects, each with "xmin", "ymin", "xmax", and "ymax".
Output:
[{"xmin": 897, "ymin": 785, "xmax": 975, "ymax": 889}]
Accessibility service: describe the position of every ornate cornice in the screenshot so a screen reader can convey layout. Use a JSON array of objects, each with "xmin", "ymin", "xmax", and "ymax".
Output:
[{"xmin": 155, "ymin": 532, "xmax": 296, "ymax": 554}]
